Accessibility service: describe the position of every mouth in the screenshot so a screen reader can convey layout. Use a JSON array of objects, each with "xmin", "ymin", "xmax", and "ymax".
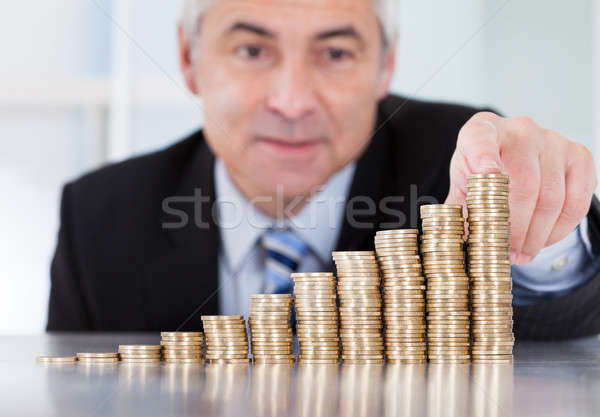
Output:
[{"xmin": 256, "ymin": 136, "xmax": 325, "ymax": 157}]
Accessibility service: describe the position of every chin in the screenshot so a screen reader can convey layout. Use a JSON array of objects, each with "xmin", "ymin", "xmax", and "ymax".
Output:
[{"xmin": 260, "ymin": 167, "xmax": 331, "ymax": 198}]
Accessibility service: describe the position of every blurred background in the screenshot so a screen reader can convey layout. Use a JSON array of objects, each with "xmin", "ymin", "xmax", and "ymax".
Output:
[{"xmin": 1, "ymin": 0, "xmax": 597, "ymax": 333}]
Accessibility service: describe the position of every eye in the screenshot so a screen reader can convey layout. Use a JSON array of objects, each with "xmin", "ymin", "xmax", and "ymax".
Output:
[
  {"xmin": 236, "ymin": 44, "xmax": 266, "ymax": 60},
  {"xmin": 325, "ymin": 48, "xmax": 353, "ymax": 61}
]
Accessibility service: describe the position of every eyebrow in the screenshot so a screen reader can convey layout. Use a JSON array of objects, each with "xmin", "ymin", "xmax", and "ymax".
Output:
[
  {"xmin": 315, "ymin": 26, "xmax": 363, "ymax": 43},
  {"xmin": 227, "ymin": 22, "xmax": 276, "ymax": 38},
  {"xmin": 225, "ymin": 22, "xmax": 364, "ymax": 45}
]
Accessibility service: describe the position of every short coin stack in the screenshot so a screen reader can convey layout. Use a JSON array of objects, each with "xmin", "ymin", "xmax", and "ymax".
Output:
[
  {"xmin": 466, "ymin": 173, "xmax": 514, "ymax": 364},
  {"xmin": 333, "ymin": 251, "xmax": 384, "ymax": 364},
  {"xmin": 76, "ymin": 352, "xmax": 119, "ymax": 364},
  {"xmin": 118, "ymin": 345, "xmax": 162, "ymax": 363},
  {"xmin": 161, "ymin": 332, "xmax": 204, "ymax": 364},
  {"xmin": 202, "ymin": 315, "xmax": 250, "ymax": 364},
  {"xmin": 420, "ymin": 204, "xmax": 471, "ymax": 364},
  {"xmin": 375, "ymin": 229, "xmax": 427, "ymax": 364},
  {"xmin": 292, "ymin": 272, "xmax": 340, "ymax": 364},
  {"xmin": 249, "ymin": 294, "xmax": 295, "ymax": 364}
]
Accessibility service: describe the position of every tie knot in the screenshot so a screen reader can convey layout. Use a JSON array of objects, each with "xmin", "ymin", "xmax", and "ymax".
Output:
[{"xmin": 262, "ymin": 229, "xmax": 309, "ymax": 262}]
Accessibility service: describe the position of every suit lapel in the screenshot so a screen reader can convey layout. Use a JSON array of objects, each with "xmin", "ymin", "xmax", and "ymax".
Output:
[
  {"xmin": 335, "ymin": 106, "xmax": 393, "ymax": 253},
  {"xmin": 143, "ymin": 133, "xmax": 221, "ymax": 331}
]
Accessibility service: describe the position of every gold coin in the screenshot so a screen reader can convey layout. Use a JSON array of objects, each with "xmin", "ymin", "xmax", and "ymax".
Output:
[
  {"xmin": 201, "ymin": 315, "xmax": 244, "ymax": 320},
  {"xmin": 165, "ymin": 358, "xmax": 204, "ymax": 364},
  {"xmin": 208, "ymin": 358, "xmax": 251, "ymax": 364},
  {"xmin": 36, "ymin": 356, "xmax": 78, "ymax": 363},
  {"xmin": 161, "ymin": 331, "xmax": 203, "ymax": 337},
  {"xmin": 254, "ymin": 358, "xmax": 296, "ymax": 365},
  {"xmin": 119, "ymin": 353, "xmax": 162, "ymax": 359},
  {"xmin": 298, "ymin": 359, "xmax": 339, "ymax": 364},
  {"xmin": 77, "ymin": 352, "xmax": 119, "ymax": 358}
]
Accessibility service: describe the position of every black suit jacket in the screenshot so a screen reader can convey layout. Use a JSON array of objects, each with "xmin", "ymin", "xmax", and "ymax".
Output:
[{"xmin": 47, "ymin": 94, "xmax": 600, "ymax": 340}]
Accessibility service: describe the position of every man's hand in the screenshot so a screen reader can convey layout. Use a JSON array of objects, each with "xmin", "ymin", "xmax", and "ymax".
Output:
[{"xmin": 445, "ymin": 112, "xmax": 597, "ymax": 266}]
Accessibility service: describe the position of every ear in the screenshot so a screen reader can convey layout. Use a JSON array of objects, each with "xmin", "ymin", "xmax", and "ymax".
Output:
[
  {"xmin": 178, "ymin": 24, "xmax": 200, "ymax": 95},
  {"xmin": 375, "ymin": 41, "xmax": 397, "ymax": 100}
]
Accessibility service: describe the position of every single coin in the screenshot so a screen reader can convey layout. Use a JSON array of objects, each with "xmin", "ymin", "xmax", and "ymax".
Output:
[{"xmin": 36, "ymin": 356, "xmax": 78, "ymax": 363}]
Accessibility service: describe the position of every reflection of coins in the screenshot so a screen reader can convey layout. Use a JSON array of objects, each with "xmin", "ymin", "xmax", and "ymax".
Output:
[{"xmin": 466, "ymin": 173, "xmax": 514, "ymax": 363}]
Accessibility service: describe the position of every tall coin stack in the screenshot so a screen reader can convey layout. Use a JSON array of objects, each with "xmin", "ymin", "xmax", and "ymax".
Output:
[
  {"xmin": 249, "ymin": 294, "xmax": 295, "ymax": 364},
  {"xmin": 161, "ymin": 332, "xmax": 204, "ymax": 364},
  {"xmin": 292, "ymin": 272, "xmax": 340, "ymax": 364},
  {"xmin": 420, "ymin": 204, "xmax": 471, "ymax": 364},
  {"xmin": 332, "ymin": 251, "xmax": 384, "ymax": 364},
  {"xmin": 202, "ymin": 315, "xmax": 251, "ymax": 364},
  {"xmin": 375, "ymin": 229, "xmax": 427, "ymax": 364},
  {"xmin": 118, "ymin": 345, "xmax": 162, "ymax": 363},
  {"xmin": 466, "ymin": 173, "xmax": 514, "ymax": 364}
]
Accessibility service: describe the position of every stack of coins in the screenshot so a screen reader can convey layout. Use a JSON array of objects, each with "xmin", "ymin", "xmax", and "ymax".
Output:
[
  {"xmin": 202, "ymin": 315, "xmax": 250, "ymax": 364},
  {"xmin": 292, "ymin": 272, "xmax": 340, "ymax": 364},
  {"xmin": 161, "ymin": 332, "xmax": 204, "ymax": 364},
  {"xmin": 76, "ymin": 352, "xmax": 119, "ymax": 364},
  {"xmin": 118, "ymin": 345, "xmax": 162, "ymax": 363},
  {"xmin": 420, "ymin": 204, "xmax": 471, "ymax": 364},
  {"xmin": 375, "ymin": 229, "xmax": 427, "ymax": 364},
  {"xmin": 466, "ymin": 173, "xmax": 514, "ymax": 364},
  {"xmin": 332, "ymin": 251, "xmax": 384, "ymax": 364},
  {"xmin": 249, "ymin": 294, "xmax": 295, "ymax": 364}
]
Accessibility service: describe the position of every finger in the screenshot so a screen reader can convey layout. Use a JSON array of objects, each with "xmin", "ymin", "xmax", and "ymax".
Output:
[
  {"xmin": 519, "ymin": 132, "xmax": 566, "ymax": 263},
  {"xmin": 546, "ymin": 142, "xmax": 597, "ymax": 246},
  {"xmin": 445, "ymin": 112, "xmax": 503, "ymax": 207},
  {"xmin": 499, "ymin": 118, "xmax": 541, "ymax": 263}
]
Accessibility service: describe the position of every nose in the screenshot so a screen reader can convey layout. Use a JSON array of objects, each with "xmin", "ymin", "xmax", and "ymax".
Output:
[{"xmin": 266, "ymin": 57, "xmax": 318, "ymax": 120}]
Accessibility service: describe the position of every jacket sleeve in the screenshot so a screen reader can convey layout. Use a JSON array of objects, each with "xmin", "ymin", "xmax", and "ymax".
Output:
[
  {"xmin": 514, "ymin": 194, "xmax": 600, "ymax": 340},
  {"xmin": 46, "ymin": 183, "xmax": 93, "ymax": 331}
]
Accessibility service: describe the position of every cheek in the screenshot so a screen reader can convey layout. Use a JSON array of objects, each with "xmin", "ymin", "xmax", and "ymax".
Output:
[
  {"xmin": 317, "ymin": 70, "xmax": 380, "ymax": 158},
  {"xmin": 198, "ymin": 67, "xmax": 266, "ymax": 152}
]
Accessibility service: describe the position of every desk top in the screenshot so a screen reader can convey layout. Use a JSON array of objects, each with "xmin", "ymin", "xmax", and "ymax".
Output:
[{"xmin": 1, "ymin": 333, "xmax": 599, "ymax": 417}]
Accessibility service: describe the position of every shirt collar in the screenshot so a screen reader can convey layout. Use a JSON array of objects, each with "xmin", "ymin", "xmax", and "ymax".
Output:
[{"xmin": 215, "ymin": 158, "xmax": 356, "ymax": 271}]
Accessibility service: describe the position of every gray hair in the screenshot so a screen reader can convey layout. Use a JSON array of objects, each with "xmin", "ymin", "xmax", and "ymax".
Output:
[{"xmin": 180, "ymin": 0, "xmax": 398, "ymax": 58}]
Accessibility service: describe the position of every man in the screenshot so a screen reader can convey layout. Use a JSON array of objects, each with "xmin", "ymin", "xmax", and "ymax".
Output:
[{"xmin": 48, "ymin": 0, "xmax": 600, "ymax": 340}]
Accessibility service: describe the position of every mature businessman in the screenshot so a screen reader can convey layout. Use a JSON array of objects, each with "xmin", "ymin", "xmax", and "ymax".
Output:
[{"xmin": 48, "ymin": 0, "xmax": 600, "ymax": 340}]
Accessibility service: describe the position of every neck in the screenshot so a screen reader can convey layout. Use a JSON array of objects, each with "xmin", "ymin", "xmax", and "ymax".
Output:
[{"xmin": 226, "ymin": 167, "xmax": 312, "ymax": 220}]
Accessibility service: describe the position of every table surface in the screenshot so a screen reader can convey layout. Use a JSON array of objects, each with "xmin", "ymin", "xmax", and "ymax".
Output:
[{"xmin": 1, "ymin": 333, "xmax": 599, "ymax": 417}]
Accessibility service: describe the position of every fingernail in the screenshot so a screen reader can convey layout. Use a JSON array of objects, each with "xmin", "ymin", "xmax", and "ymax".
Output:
[
  {"xmin": 517, "ymin": 253, "xmax": 533, "ymax": 265},
  {"xmin": 510, "ymin": 250, "xmax": 519, "ymax": 264},
  {"xmin": 478, "ymin": 156, "xmax": 501, "ymax": 173}
]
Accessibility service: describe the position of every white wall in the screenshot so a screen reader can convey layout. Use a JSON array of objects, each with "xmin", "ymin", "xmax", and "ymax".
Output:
[{"xmin": 0, "ymin": 0, "xmax": 597, "ymax": 333}]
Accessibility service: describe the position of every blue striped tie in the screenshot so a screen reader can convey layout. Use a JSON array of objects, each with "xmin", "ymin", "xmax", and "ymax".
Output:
[{"xmin": 262, "ymin": 229, "xmax": 309, "ymax": 294}]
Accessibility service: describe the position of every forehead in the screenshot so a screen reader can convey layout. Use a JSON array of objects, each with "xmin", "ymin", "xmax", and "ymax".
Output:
[{"xmin": 203, "ymin": 0, "xmax": 380, "ymax": 36}]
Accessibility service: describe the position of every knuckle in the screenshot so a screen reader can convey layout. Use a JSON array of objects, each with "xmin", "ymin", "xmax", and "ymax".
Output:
[
  {"xmin": 562, "ymin": 194, "xmax": 590, "ymax": 223},
  {"xmin": 514, "ymin": 116, "xmax": 537, "ymax": 130},
  {"xmin": 544, "ymin": 129, "xmax": 564, "ymax": 146},
  {"xmin": 509, "ymin": 164, "xmax": 539, "ymax": 197},
  {"xmin": 537, "ymin": 172, "xmax": 565, "ymax": 212},
  {"xmin": 471, "ymin": 111, "xmax": 500, "ymax": 123}
]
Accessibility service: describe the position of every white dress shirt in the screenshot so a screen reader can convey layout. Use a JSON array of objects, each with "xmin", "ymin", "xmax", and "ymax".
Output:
[{"xmin": 214, "ymin": 158, "xmax": 597, "ymax": 314}]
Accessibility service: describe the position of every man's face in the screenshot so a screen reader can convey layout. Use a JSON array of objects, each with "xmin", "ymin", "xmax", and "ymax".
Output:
[{"xmin": 184, "ymin": 0, "xmax": 395, "ymax": 200}]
